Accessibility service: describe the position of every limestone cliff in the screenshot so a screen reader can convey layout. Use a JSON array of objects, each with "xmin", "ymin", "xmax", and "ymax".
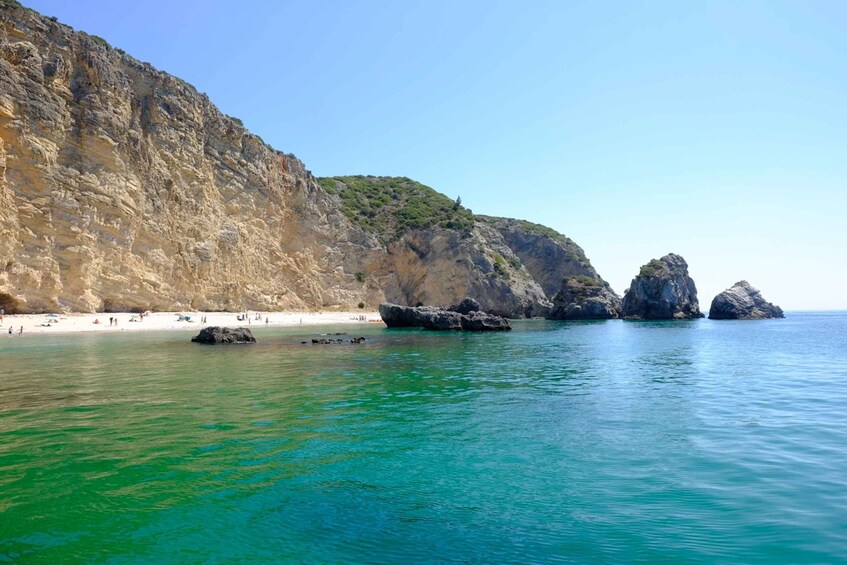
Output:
[{"xmin": 0, "ymin": 3, "xmax": 612, "ymax": 316}]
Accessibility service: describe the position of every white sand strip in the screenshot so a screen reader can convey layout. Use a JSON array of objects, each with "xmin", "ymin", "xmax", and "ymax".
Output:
[{"xmin": 0, "ymin": 311, "xmax": 384, "ymax": 336}]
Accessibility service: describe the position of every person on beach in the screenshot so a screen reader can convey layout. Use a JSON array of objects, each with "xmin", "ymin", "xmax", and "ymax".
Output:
[
  {"xmin": 8, "ymin": 326, "xmax": 12, "ymax": 337},
  {"xmin": 265, "ymin": 316, "xmax": 268, "ymax": 325},
  {"xmin": 109, "ymin": 316, "xmax": 113, "ymax": 327},
  {"xmin": 18, "ymin": 326, "xmax": 23, "ymax": 336}
]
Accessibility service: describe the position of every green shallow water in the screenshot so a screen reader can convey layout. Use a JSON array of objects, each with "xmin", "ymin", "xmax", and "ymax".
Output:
[{"xmin": 1, "ymin": 314, "xmax": 846, "ymax": 563}]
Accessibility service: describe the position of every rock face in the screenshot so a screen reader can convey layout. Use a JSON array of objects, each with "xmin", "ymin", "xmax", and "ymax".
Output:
[
  {"xmin": 191, "ymin": 326, "xmax": 256, "ymax": 344},
  {"xmin": 0, "ymin": 4, "xmax": 613, "ymax": 317},
  {"xmin": 621, "ymin": 254, "xmax": 703, "ymax": 320},
  {"xmin": 709, "ymin": 281, "xmax": 784, "ymax": 320},
  {"xmin": 379, "ymin": 302, "xmax": 511, "ymax": 331},
  {"xmin": 548, "ymin": 276, "xmax": 621, "ymax": 320}
]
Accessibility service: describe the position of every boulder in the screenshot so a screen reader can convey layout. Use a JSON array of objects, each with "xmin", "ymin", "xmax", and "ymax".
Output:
[
  {"xmin": 547, "ymin": 276, "xmax": 621, "ymax": 320},
  {"xmin": 191, "ymin": 326, "xmax": 256, "ymax": 344},
  {"xmin": 379, "ymin": 302, "xmax": 511, "ymax": 331},
  {"xmin": 448, "ymin": 297, "xmax": 481, "ymax": 315},
  {"xmin": 709, "ymin": 281, "xmax": 784, "ymax": 320},
  {"xmin": 621, "ymin": 254, "xmax": 704, "ymax": 320}
]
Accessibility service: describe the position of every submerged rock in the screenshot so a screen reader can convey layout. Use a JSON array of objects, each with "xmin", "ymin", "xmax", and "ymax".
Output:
[
  {"xmin": 310, "ymin": 336, "xmax": 367, "ymax": 344},
  {"xmin": 191, "ymin": 326, "xmax": 256, "ymax": 344},
  {"xmin": 709, "ymin": 281, "xmax": 784, "ymax": 320},
  {"xmin": 621, "ymin": 254, "xmax": 703, "ymax": 320},
  {"xmin": 547, "ymin": 276, "xmax": 621, "ymax": 320},
  {"xmin": 379, "ymin": 302, "xmax": 511, "ymax": 331}
]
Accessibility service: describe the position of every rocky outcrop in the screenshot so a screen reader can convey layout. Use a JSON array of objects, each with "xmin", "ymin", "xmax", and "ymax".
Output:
[
  {"xmin": 0, "ymin": 4, "xmax": 613, "ymax": 317},
  {"xmin": 621, "ymin": 254, "xmax": 703, "ymax": 320},
  {"xmin": 478, "ymin": 216, "xmax": 602, "ymax": 299},
  {"xmin": 548, "ymin": 276, "xmax": 621, "ymax": 320},
  {"xmin": 449, "ymin": 297, "xmax": 480, "ymax": 315},
  {"xmin": 379, "ymin": 302, "xmax": 511, "ymax": 331},
  {"xmin": 709, "ymin": 281, "xmax": 784, "ymax": 320},
  {"xmin": 191, "ymin": 326, "xmax": 255, "ymax": 344}
]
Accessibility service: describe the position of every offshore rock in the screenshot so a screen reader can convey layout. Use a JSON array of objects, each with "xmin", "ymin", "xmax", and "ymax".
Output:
[
  {"xmin": 621, "ymin": 254, "xmax": 704, "ymax": 320},
  {"xmin": 709, "ymin": 281, "xmax": 784, "ymax": 320},
  {"xmin": 548, "ymin": 276, "xmax": 621, "ymax": 320},
  {"xmin": 379, "ymin": 303, "xmax": 511, "ymax": 331},
  {"xmin": 191, "ymin": 326, "xmax": 256, "ymax": 344}
]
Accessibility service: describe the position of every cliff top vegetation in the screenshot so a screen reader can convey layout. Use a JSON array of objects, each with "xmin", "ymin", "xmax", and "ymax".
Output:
[{"xmin": 316, "ymin": 176, "xmax": 475, "ymax": 240}]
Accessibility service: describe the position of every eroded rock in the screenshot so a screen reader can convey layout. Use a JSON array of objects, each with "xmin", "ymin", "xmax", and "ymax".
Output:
[
  {"xmin": 379, "ymin": 302, "xmax": 511, "ymax": 331},
  {"xmin": 709, "ymin": 281, "xmax": 784, "ymax": 320},
  {"xmin": 548, "ymin": 276, "xmax": 621, "ymax": 320},
  {"xmin": 191, "ymin": 326, "xmax": 256, "ymax": 344},
  {"xmin": 621, "ymin": 254, "xmax": 703, "ymax": 320}
]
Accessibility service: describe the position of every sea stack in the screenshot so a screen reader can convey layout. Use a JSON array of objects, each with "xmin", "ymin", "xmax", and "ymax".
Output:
[
  {"xmin": 621, "ymin": 254, "xmax": 703, "ymax": 320},
  {"xmin": 547, "ymin": 276, "xmax": 621, "ymax": 320},
  {"xmin": 708, "ymin": 281, "xmax": 784, "ymax": 320}
]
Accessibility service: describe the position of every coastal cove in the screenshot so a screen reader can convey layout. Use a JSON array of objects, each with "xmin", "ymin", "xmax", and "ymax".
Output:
[{"xmin": 2, "ymin": 313, "xmax": 846, "ymax": 562}]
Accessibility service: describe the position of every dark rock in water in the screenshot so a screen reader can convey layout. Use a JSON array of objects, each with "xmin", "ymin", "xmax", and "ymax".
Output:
[
  {"xmin": 310, "ymin": 336, "xmax": 367, "ymax": 344},
  {"xmin": 621, "ymin": 254, "xmax": 704, "ymax": 320},
  {"xmin": 379, "ymin": 303, "xmax": 511, "ymax": 331},
  {"xmin": 547, "ymin": 276, "xmax": 621, "ymax": 320},
  {"xmin": 448, "ymin": 297, "xmax": 481, "ymax": 315},
  {"xmin": 191, "ymin": 326, "xmax": 256, "ymax": 344},
  {"xmin": 709, "ymin": 281, "xmax": 784, "ymax": 320}
]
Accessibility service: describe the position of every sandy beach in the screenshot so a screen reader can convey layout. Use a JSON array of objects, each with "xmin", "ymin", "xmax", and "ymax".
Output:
[{"xmin": 0, "ymin": 311, "xmax": 384, "ymax": 336}]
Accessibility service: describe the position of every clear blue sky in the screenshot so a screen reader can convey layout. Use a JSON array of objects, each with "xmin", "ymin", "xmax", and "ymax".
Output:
[{"xmin": 24, "ymin": 0, "xmax": 847, "ymax": 309}]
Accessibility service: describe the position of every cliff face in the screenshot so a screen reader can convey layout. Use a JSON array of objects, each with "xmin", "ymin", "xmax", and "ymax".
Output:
[
  {"xmin": 0, "ymin": 4, "xmax": 380, "ymax": 313},
  {"xmin": 0, "ymin": 4, "xmax": 610, "ymax": 316}
]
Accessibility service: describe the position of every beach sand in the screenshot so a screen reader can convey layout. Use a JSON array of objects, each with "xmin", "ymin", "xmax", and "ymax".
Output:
[{"xmin": 0, "ymin": 311, "xmax": 384, "ymax": 336}]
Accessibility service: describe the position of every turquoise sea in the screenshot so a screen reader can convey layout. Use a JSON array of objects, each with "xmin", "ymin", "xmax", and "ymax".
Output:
[{"xmin": 1, "ymin": 313, "xmax": 846, "ymax": 563}]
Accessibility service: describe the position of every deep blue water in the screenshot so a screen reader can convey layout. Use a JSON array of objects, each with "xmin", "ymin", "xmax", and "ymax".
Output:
[{"xmin": 1, "ymin": 312, "xmax": 846, "ymax": 563}]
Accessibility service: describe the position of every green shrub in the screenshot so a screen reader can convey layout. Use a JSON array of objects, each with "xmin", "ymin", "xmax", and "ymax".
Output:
[
  {"xmin": 639, "ymin": 259, "xmax": 663, "ymax": 278},
  {"xmin": 358, "ymin": 302, "xmax": 365, "ymax": 309},
  {"xmin": 315, "ymin": 176, "xmax": 475, "ymax": 241},
  {"xmin": 573, "ymin": 275, "xmax": 601, "ymax": 287},
  {"xmin": 493, "ymin": 261, "xmax": 510, "ymax": 281},
  {"xmin": 355, "ymin": 271, "xmax": 365, "ymax": 283}
]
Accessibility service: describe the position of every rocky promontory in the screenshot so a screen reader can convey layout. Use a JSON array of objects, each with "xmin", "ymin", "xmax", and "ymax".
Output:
[
  {"xmin": 709, "ymin": 281, "xmax": 784, "ymax": 320},
  {"xmin": 379, "ymin": 301, "xmax": 511, "ymax": 331},
  {"xmin": 0, "ymin": 2, "xmax": 613, "ymax": 317},
  {"xmin": 191, "ymin": 326, "xmax": 256, "ymax": 344},
  {"xmin": 621, "ymin": 254, "xmax": 703, "ymax": 320},
  {"xmin": 548, "ymin": 276, "xmax": 621, "ymax": 320}
]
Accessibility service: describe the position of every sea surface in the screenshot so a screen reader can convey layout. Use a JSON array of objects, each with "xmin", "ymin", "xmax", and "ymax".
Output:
[{"xmin": 1, "ymin": 312, "xmax": 846, "ymax": 563}]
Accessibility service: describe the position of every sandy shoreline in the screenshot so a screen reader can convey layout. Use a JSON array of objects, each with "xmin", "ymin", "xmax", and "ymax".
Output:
[{"xmin": 0, "ymin": 311, "xmax": 384, "ymax": 336}]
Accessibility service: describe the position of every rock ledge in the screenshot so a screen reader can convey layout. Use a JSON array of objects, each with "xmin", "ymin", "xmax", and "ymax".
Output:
[{"xmin": 379, "ymin": 301, "xmax": 511, "ymax": 331}]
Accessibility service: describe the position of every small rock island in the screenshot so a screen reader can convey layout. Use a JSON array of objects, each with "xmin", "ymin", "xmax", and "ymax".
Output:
[
  {"xmin": 379, "ymin": 299, "xmax": 511, "ymax": 331},
  {"xmin": 621, "ymin": 254, "xmax": 704, "ymax": 320},
  {"xmin": 709, "ymin": 281, "xmax": 784, "ymax": 320},
  {"xmin": 191, "ymin": 327, "xmax": 257, "ymax": 344},
  {"xmin": 547, "ymin": 276, "xmax": 621, "ymax": 320}
]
